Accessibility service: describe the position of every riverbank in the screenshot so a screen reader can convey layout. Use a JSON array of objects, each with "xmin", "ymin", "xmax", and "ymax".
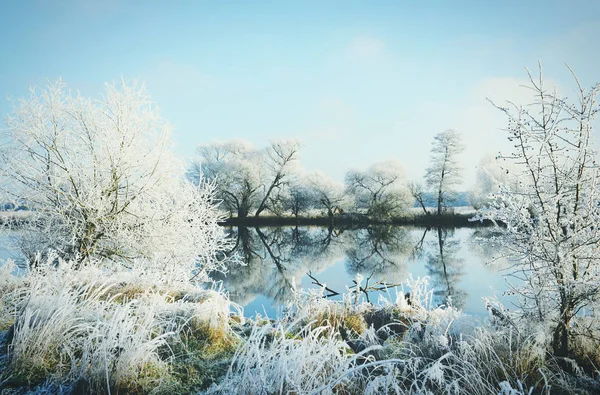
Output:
[
  {"xmin": 219, "ymin": 210, "xmax": 498, "ymax": 228},
  {"xmin": 2, "ymin": 265, "xmax": 598, "ymax": 394},
  {"xmin": 0, "ymin": 210, "xmax": 500, "ymax": 229}
]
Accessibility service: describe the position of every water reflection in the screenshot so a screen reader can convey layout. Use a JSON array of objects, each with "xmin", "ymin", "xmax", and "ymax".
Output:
[
  {"xmin": 212, "ymin": 226, "xmax": 347, "ymax": 306},
  {"xmin": 426, "ymin": 228, "xmax": 466, "ymax": 309},
  {"xmin": 345, "ymin": 226, "xmax": 412, "ymax": 284},
  {"xmin": 212, "ymin": 226, "xmax": 507, "ymax": 316}
]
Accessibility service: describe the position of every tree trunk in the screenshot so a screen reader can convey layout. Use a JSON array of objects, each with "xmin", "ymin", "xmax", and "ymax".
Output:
[
  {"xmin": 238, "ymin": 206, "xmax": 249, "ymax": 218},
  {"xmin": 255, "ymin": 177, "xmax": 280, "ymax": 217},
  {"xmin": 437, "ymin": 152, "xmax": 447, "ymax": 216},
  {"xmin": 327, "ymin": 207, "xmax": 334, "ymax": 228},
  {"xmin": 417, "ymin": 197, "xmax": 429, "ymax": 215},
  {"xmin": 553, "ymin": 321, "xmax": 569, "ymax": 357},
  {"xmin": 553, "ymin": 293, "xmax": 573, "ymax": 357}
]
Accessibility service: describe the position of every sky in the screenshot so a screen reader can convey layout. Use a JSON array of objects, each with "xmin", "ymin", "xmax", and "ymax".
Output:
[{"xmin": 1, "ymin": 0, "xmax": 599, "ymax": 188}]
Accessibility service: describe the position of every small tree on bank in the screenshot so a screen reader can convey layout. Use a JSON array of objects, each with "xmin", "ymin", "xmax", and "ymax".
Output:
[
  {"xmin": 425, "ymin": 129, "xmax": 465, "ymax": 216},
  {"xmin": 307, "ymin": 171, "xmax": 347, "ymax": 220},
  {"xmin": 407, "ymin": 180, "xmax": 429, "ymax": 215},
  {"xmin": 481, "ymin": 65, "xmax": 600, "ymax": 357},
  {"xmin": 282, "ymin": 179, "xmax": 313, "ymax": 219},
  {"xmin": 0, "ymin": 80, "xmax": 227, "ymax": 280},
  {"xmin": 345, "ymin": 160, "xmax": 412, "ymax": 219}
]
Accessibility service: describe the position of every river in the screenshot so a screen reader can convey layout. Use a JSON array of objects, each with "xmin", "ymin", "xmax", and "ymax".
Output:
[
  {"xmin": 0, "ymin": 225, "xmax": 512, "ymax": 317},
  {"xmin": 211, "ymin": 225, "xmax": 511, "ymax": 317}
]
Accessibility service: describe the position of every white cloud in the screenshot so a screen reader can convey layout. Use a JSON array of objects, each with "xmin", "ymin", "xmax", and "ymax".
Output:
[{"xmin": 347, "ymin": 35, "xmax": 387, "ymax": 64}]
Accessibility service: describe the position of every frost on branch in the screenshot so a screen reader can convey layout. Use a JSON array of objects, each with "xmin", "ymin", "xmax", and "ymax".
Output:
[
  {"xmin": 425, "ymin": 129, "xmax": 465, "ymax": 216},
  {"xmin": 190, "ymin": 138, "xmax": 301, "ymax": 219},
  {"xmin": 476, "ymin": 65, "xmax": 600, "ymax": 357},
  {"xmin": 0, "ymin": 80, "xmax": 229, "ymax": 280}
]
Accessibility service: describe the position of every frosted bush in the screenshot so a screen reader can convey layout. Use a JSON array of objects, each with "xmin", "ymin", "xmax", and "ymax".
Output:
[{"xmin": 0, "ymin": 80, "xmax": 230, "ymax": 282}]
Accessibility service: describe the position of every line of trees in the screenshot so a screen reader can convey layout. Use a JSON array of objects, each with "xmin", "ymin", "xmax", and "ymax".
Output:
[{"xmin": 189, "ymin": 131, "xmax": 472, "ymax": 220}]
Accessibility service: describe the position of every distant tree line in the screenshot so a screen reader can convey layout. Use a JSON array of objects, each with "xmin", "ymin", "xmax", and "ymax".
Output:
[{"xmin": 188, "ymin": 129, "xmax": 509, "ymax": 221}]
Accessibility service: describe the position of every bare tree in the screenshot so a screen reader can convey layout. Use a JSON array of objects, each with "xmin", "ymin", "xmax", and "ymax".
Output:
[
  {"xmin": 192, "ymin": 139, "xmax": 300, "ymax": 218},
  {"xmin": 407, "ymin": 180, "xmax": 429, "ymax": 215},
  {"xmin": 481, "ymin": 65, "xmax": 600, "ymax": 357},
  {"xmin": 255, "ymin": 139, "xmax": 301, "ymax": 217},
  {"xmin": 282, "ymin": 179, "xmax": 313, "ymax": 219},
  {"xmin": 191, "ymin": 140, "xmax": 262, "ymax": 218},
  {"xmin": 425, "ymin": 129, "xmax": 465, "ymax": 216}
]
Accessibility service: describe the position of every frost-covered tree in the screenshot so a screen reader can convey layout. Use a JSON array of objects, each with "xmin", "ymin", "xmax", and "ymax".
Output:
[
  {"xmin": 425, "ymin": 129, "xmax": 465, "ymax": 216},
  {"xmin": 0, "ymin": 80, "xmax": 227, "ymax": 279},
  {"xmin": 345, "ymin": 160, "xmax": 412, "ymax": 219},
  {"xmin": 481, "ymin": 66, "xmax": 600, "ymax": 357},
  {"xmin": 282, "ymin": 178, "xmax": 313, "ymax": 219},
  {"xmin": 191, "ymin": 140, "xmax": 262, "ymax": 218},
  {"xmin": 469, "ymin": 153, "xmax": 520, "ymax": 210},
  {"xmin": 255, "ymin": 139, "xmax": 301, "ymax": 217},
  {"xmin": 306, "ymin": 171, "xmax": 347, "ymax": 219},
  {"xmin": 191, "ymin": 138, "xmax": 300, "ymax": 218}
]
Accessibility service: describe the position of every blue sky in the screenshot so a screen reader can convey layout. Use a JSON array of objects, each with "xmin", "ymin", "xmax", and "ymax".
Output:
[{"xmin": 1, "ymin": 0, "xmax": 599, "ymax": 187}]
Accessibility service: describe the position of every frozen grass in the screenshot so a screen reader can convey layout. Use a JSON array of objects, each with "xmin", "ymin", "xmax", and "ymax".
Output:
[
  {"xmin": 207, "ymin": 277, "xmax": 600, "ymax": 394},
  {"xmin": 2, "ymin": 260, "xmax": 600, "ymax": 394},
  {"xmin": 0, "ymin": 255, "xmax": 237, "ymax": 394}
]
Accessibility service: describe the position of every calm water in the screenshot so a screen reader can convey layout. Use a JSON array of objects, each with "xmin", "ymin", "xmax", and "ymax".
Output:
[
  {"xmin": 211, "ymin": 226, "xmax": 511, "ymax": 317},
  {"xmin": 0, "ymin": 226, "xmax": 511, "ymax": 317},
  {"xmin": 0, "ymin": 232, "xmax": 22, "ymax": 261}
]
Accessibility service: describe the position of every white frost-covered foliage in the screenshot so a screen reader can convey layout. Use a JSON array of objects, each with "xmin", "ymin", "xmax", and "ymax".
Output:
[
  {"xmin": 208, "ymin": 319, "xmax": 360, "ymax": 394},
  {"xmin": 208, "ymin": 276, "xmax": 597, "ymax": 394},
  {"xmin": 1, "ymin": 255, "xmax": 234, "ymax": 393},
  {"xmin": 469, "ymin": 153, "xmax": 521, "ymax": 210},
  {"xmin": 476, "ymin": 66, "xmax": 600, "ymax": 356},
  {"xmin": 345, "ymin": 160, "xmax": 413, "ymax": 217},
  {"xmin": 425, "ymin": 129, "xmax": 465, "ymax": 216},
  {"xmin": 0, "ymin": 80, "xmax": 227, "ymax": 280}
]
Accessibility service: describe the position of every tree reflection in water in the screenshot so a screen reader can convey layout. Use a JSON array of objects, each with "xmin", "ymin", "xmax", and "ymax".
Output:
[
  {"xmin": 211, "ymin": 226, "xmax": 346, "ymax": 306},
  {"xmin": 345, "ymin": 226, "xmax": 413, "ymax": 284},
  {"xmin": 211, "ymin": 226, "xmax": 473, "ymax": 313},
  {"xmin": 425, "ymin": 227, "xmax": 467, "ymax": 309}
]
